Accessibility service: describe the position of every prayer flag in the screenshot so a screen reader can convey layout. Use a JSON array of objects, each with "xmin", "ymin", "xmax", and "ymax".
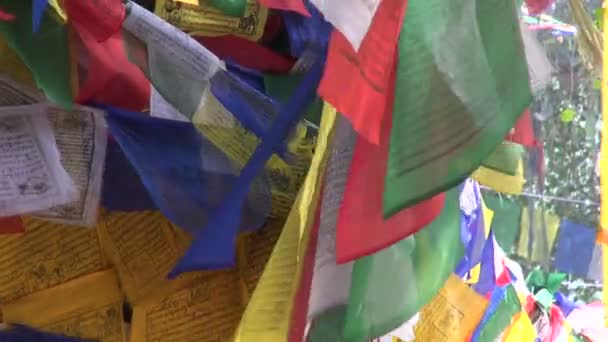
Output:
[
  {"xmin": 553, "ymin": 220, "xmax": 597, "ymax": 278},
  {"xmin": 317, "ymin": 0, "xmax": 407, "ymax": 144},
  {"xmin": 335, "ymin": 58, "xmax": 444, "ymax": 263},
  {"xmin": 342, "ymin": 186, "xmax": 464, "ymax": 340},
  {"xmin": 103, "ymin": 105, "xmax": 271, "ymax": 235},
  {"xmin": 0, "ymin": 0, "xmax": 74, "ymax": 107},
  {"xmin": 482, "ymin": 193, "xmax": 522, "ymax": 253},
  {"xmin": 384, "ymin": 0, "xmax": 531, "ymax": 216}
]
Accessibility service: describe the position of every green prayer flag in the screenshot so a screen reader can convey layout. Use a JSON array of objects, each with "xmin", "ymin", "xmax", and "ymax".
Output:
[
  {"xmin": 264, "ymin": 74, "xmax": 324, "ymax": 127},
  {"xmin": 342, "ymin": 186, "xmax": 464, "ymax": 341},
  {"xmin": 477, "ymin": 285, "xmax": 522, "ymax": 342},
  {"xmin": 482, "ymin": 142, "xmax": 525, "ymax": 176},
  {"xmin": 482, "ymin": 193, "xmax": 522, "ymax": 253},
  {"xmin": 0, "ymin": 0, "xmax": 73, "ymax": 107},
  {"xmin": 384, "ymin": 0, "xmax": 532, "ymax": 217}
]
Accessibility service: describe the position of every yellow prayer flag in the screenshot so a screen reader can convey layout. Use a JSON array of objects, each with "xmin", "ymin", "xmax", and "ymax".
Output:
[
  {"xmin": 472, "ymin": 159, "xmax": 524, "ymax": 195},
  {"xmin": 96, "ymin": 211, "xmax": 213, "ymax": 304},
  {"xmin": 233, "ymin": 103, "xmax": 336, "ymax": 342},
  {"xmin": 2, "ymin": 270, "xmax": 125, "ymax": 341},
  {"xmin": 517, "ymin": 207, "xmax": 560, "ymax": 264},
  {"xmin": 502, "ymin": 312, "xmax": 537, "ymax": 341},
  {"xmin": 0, "ymin": 217, "xmax": 109, "ymax": 303},
  {"xmin": 414, "ymin": 275, "xmax": 488, "ymax": 341}
]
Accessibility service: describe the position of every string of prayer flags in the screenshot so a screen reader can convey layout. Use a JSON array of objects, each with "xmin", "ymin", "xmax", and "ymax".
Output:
[
  {"xmin": 168, "ymin": 54, "xmax": 325, "ymax": 274},
  {"xmin": 317, "ymin": 0, "xmax": 407, "ymax": 144},
  {"xmin": 336, "ymin": 67, "xmax": 444, "ymax": 263},
  {"xmin": 0, "ymin": 0, "xmax": 74, "ymax": 108},
  {"xmin": 103, "ymin": 104, "xmax": 271, "ymax": 235},
  {"xmin": 384, "ymin": 0, "xmax": 532, "ymax": 217}
]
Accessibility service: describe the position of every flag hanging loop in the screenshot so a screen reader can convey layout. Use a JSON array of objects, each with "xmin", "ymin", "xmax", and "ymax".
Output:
[{"xmin": 600, "ymin": 0, "xmax": 608, "ymax": 328}]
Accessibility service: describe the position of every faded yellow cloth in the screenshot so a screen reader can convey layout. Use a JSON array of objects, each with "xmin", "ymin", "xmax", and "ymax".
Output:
[
  {"xmin": 96, "ymin": 210, "xmax": 214, "ymax": 304},
  {"xmin": 131, "ymin": 270, "xmax": 245, "ymax": 342},
  {"xmin": 233, "ymin": 103, "xmax": 336, "ymax": 342},
  {"xmin": 472, "ymin": 158, "xmax": 524, "ymax": 195},
  {"xmin": 501, "ymin": 312, "xmax": 536, "ymax": 342},
  {"xmin": 517, "ymin": 207, "xmax": 560, "ymax": 264},
  {"xmin": 0, "ymin": 217, "xmax": 109, "ymax": 303},
  {"xmin": 414, "ymin": 275, "xmax": 488, "ymax": 341},
  {"xmin": 2, "ymin": 270, "xmax": 125, "ymax": 341}
]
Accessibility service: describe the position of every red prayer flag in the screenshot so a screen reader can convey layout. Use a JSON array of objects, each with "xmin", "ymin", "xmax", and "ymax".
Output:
[
  {"xmin": 506, "ymin": 109, "xmax": 536, "ymax": 147},
  {"xmin": 74, "ymin": 30, "xmax": 150, "ymax": 111},
  {"xmin": 288, "ymin": 203, "xmax": 321, "ymax": 342},
  {"xmin": 195, "ymin": 36, "xmax": 296, "ymax": 73},
  {"xmin": 525, "ymin": 0, "xmax": 554, "ymax": 15},
  {"xmin": 0, "ymin": 9, "xmax": 15, "ymax": 21},
  {"xmin": 335, "ymin": 61, "xmax": 445, "ymax": 263},
  {"xmin": 318, "ymin": 0, "xmax": 408, "ymax": 144},
  {"xmin": 0, "ymin": 216, "xmax": 24, "ymax": 234},
  {"xmin": 64, "ymin": 0, "xmax": 125, "ymax": 42},
  {"xmin": 258, "ymin": 0, "xmax": 310, "ymax": 16}
]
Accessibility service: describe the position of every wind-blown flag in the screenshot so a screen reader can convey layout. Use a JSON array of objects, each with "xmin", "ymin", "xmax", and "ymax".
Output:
[
  {"xmin": 168, "ymin": 53, "xmax": 326, "ymax": 274},
  {"xmin": 482, "ymin": 193, "xmax": 522, "ymax": 253},
  {"xmin": 0, "ymin": 0, "xmax": 74, "ymax": 107},
  {"xmin": 317, "ymin": 0, "xmax": 407, "ymax": 144},
  {"xmin": 103, "ymin": 105, "xmax": 271, "ymax": 235},
  {"xmin": 343, "ymin": 184, "xmax": 463, "ymax": 340},
  {"xmin": 336, "ymin": 63, "xmax": 444, "ymax": 262},
  {"xmin": 384, "ymin": 0, "xmax": 531, "ymax": 217}
]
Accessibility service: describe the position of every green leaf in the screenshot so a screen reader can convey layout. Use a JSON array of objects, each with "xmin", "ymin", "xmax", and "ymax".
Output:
[
  {"xmin": 593, "ymin": 79, "xmax": 602, "ymax": 89},
  {"xmin": 560, "ymin": 108, "xmax": 576, "ymax": 122},
  {"xmin": 595, "ymin": 8, "xmax": 604, "ymax": 30}
]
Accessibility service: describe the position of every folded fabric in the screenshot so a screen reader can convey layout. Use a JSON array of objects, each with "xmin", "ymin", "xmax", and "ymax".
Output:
[
  {"xmin": 102, "ymin": 138, "xmax": 156, "ymax": 212},
  {"xmin": 385, "ymin": 0, "xmax": 531, "ymax": 216},
  {"xmin": 103, "ymin": 105, "xmax": 271, "ymax": 234},
  {"xmin": 517, "ymin": 206, "xmax": 560, "ymax": 264}
]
